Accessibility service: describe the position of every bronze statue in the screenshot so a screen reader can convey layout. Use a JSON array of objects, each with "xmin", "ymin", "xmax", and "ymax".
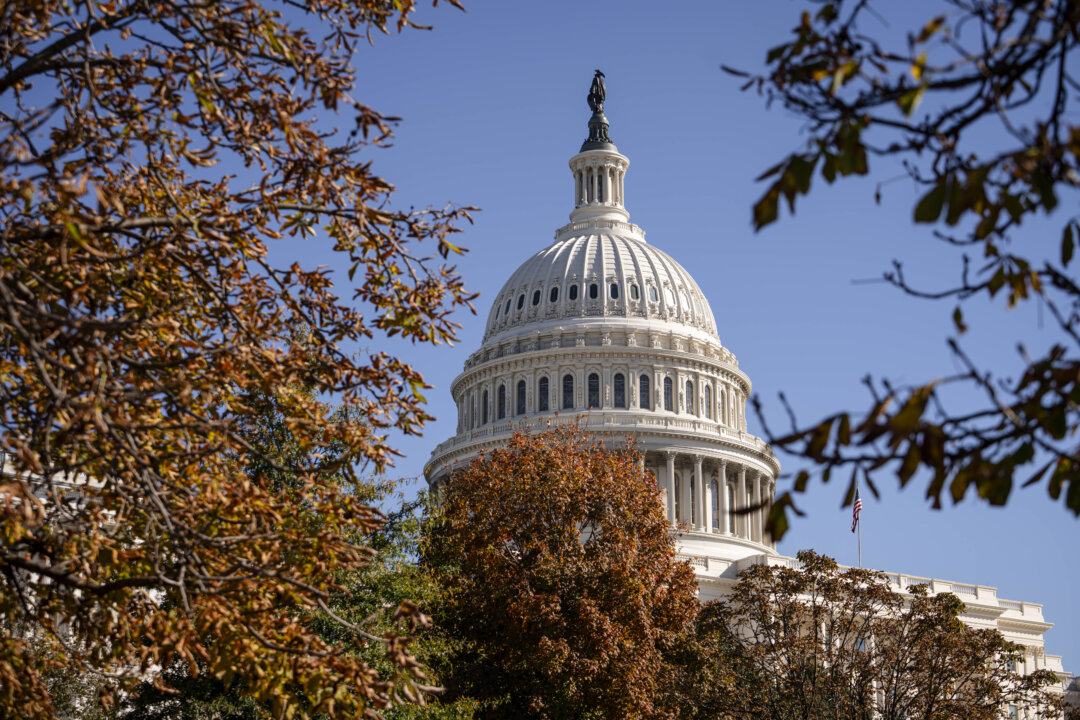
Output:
[{"xmin": 588, "ymin": 69, "xmax": 606, "ymax": 113}]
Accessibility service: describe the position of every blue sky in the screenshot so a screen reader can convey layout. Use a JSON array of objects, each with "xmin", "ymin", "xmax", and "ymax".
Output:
[{"xmin": 293, "ymin": 1, "xmax": 1078, "ymax": 666}]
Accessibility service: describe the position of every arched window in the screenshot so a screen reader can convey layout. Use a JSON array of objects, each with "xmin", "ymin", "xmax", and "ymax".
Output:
[
  {"xmin": 685, "ymin": 380, "xmax": 694, "ymax": 415},
  {"xmin": 610, "ymin": 283, "xmax": 619, "ymax": 299},
  {"xmin": 648, "ymin": 286, "xmax": 658, "ymax": 303},
  {"xmin": 704, "ymin": 385, "xmax": 713, "ymax": 419},
  {"xmin": 538, "ymin": 377, "xmax": 549, "ymax": 412},
  {"xmin": 589, "ymin": 283, "xmax": 598, "ymax": 300},
  {"xmin": 721, "ymin": 389, "xmax": 728, "ymax": 424},
  {"xmin": 482, "ymin": 389, "xmax": 489, "ymax": 424},
  {"xmin": 562, "ymin": 374, "xmax": 574, "ymax": 409},
  {"xmin": 516, "ymin": 294, "xmax": 524, "ymax": 310},
  {"xmin": 504, "ymin": 298, "xmax": 511, "ymax": 315},
  {"xmin": 664, "ymin": 287, "xmax": 675, "ymax": 305},
  {"xmin": 497, "ymin": 384, "xmax": 506, "ymax": 419},
  {"xmin": 663, "ymin": 377, "xmax": 673, "ymax": 411},
  {"xmin": 532, "ymin": 290, "xmax": 541, "ymax": 306},
  {"xmin": 613, "ymin": 373, "xmax": 626, "ymax": 408},
  {"xmin": 674, "ymin": 473, "xmax": 682, "ymax": 522},
  {"xmin": 516, "ymin": 379, "xmax": 526, "ymax": 415},
  {"xmin": 493, "ymin": 304, "xmax": 499, "ymax": 320},
  {"xmin": 629, "ymin": 284, "xmax": 640, "ymax": 300},
  {"xmin": 639, "ymin": 374, "xmax": 651, "ymax": 410},
  {"xmin": 587, "ymin": 373, "xmax": 600, "ymax": 408},
  {"xmin": 549, "ymin": 286, "xmax": 559, "ymax": 303},
  {"xmin": 569, "ymin": 284, "xmax": 579, "ymax": 301}
]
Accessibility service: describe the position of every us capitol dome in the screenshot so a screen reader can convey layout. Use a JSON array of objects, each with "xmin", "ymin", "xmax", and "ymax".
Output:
[{"xmin": 424, "ymin": 71, "xmax": 781, "ymax": 599}]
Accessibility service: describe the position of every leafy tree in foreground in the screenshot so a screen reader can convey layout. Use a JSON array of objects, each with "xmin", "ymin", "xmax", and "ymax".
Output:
[
  {"xmin": 118, "ymin": 487, "xmax": 477, "ymax": 720},
  {"xmin": 425, "ymin": 426, "xmax": 699, "ymax": 720},
  {"xmin": 728, "ymin": 0, "xmax": 1080, "ymax": 538},
  {"xmin": 693, "ymin": 551, "xmax": 1065, "ymax": 720},
  {"xmin": 0, "ymin": 0, "xmax": 474, "ymax": 717}
]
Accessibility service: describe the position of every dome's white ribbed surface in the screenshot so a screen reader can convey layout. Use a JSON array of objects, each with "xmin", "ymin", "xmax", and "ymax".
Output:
[{"xmin": 483, "ymin": 230, "xmax": 719, "ymax": 343}]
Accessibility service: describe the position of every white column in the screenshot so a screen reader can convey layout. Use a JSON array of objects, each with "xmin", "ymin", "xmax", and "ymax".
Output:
[
  {"xmin": 752, "ymin": 471, "xmax": 762, "ymax": 543},
  {"xmin": 704, "ymin": 469, "xmax": 714, "ymax": 534},
  {"xmin": 719, "ymin": 461, "xmax": 730, "ymax": 535},
  {"xmin": 693, "ymin": 455, "xmax": 704, "ymax": 531},
  {"xmin": 665, "ymin": 452, "xmax": 676, "ymax": 525},
  {"xmin": 764, "ymin": 479, "xmax": 774, "ymax": 546},
  {"xmin": 737, "ymin": 465, "xmax": 747, "ymax": 539}
]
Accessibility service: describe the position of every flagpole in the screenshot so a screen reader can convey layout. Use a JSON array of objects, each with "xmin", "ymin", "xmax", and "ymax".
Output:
[{"xmin": 858, "ymin": 512, "xmax": 862, "ymax": 569}]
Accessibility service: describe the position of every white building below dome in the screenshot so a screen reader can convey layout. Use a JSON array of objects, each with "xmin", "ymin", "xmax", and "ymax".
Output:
[{"xmin": 424, "ymin": 72, "xmax": 1075, "ymax": 709}]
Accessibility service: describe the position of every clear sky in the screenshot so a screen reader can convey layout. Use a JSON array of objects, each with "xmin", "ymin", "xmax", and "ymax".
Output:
[{"xmin": 297, "ymin": 1, "xmax": 1078, "ymax": 667}]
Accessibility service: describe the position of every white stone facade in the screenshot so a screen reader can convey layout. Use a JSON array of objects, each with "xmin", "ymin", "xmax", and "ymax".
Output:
[
  {"xmin": 424, "ymin": 92, "xmax": 1075, "ymax": 711},
  {"xmin": 427, "ymin": 134, "xmax": 780, "ymax": 568}
]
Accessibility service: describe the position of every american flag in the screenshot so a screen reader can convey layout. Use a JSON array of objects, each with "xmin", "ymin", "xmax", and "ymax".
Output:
[{"xmin": 851, "ymin": 487, "xmax": 862, "ymax": 533}]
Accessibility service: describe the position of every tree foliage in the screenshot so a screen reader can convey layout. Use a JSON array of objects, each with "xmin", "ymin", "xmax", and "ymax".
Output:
[
  {"xmin": 729, "ymin": 0, "xmax": 1080, "ymax": 537},
  {"xmin": 424, "ymin": 426, "xmax": 699, "ymax": 720},
  {"xmin": 692, "ymin": 551, "xmax": 1065, "ymax": 720},
  {"xmin": 0, "ymin": 0, "xmax": 474, "ymax": 716}
]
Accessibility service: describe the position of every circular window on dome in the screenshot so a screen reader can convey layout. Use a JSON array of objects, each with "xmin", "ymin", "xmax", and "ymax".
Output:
[
  {"xmin": 609, "ymin": 283, "xmax": 619, "ymax": 299},
  {"xmin": 516, "ymin": 294, "xmax": 524, "ymax": 310},
  {"xmin": 629, "ymin": 284, "xmax": 639, "ymax": 301},
  {"xmin": 569, "ymin": 284, "xmax": 579, "ymax": 301},
  {"xmin": 532, "ymin": 290, "xmax": 541, "ymax": 306},
  {"xmin": 648, "ymin": 286, "xmax": 658, "ymax": 303},
  {"xmin": 549, "ymin": 286, "xmax": 559, "ymax": 303}
]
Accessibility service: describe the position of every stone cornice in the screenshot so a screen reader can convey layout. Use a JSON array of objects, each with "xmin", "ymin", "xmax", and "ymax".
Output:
[{"xmin": 426, "ymin": 414, "xmax": 780, "ymax": 479}]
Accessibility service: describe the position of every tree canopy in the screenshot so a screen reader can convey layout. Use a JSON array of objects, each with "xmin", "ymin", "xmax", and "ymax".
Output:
[
  {"xmin": 0, "ymin": 0, "xmax": 473, "ymax": 716},
  {"xmin": 691, "ymin": 551, "xmax": 1066, "ymax": 720},
  {"xmin": 424, "ymin": 426, "xmax": 699, "ymax": 720},
  {"xmin": 731, "ymin": 0, "xmax": 1080, "ymax": 538}
]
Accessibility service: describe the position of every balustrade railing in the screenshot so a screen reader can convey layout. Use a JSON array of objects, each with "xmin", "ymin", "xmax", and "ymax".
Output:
[{"xmin": 431, "ymin": 412, "xmax": 769, "ymax": 460}]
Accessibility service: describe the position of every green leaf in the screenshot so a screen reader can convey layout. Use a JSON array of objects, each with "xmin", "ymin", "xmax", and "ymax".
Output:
[
  {"xmin": 837, "ymin": 414, "xmax": 851, "ymax": 445},
  {"xmin": 987, "ymin": 267, "xmax": 1006, "ymax": 296},
  {"xmin": 755, "ymin": 159, "xmax": 787, "ymax": 182},
  {"xmin": 898, "ymin": 442, "xmax": 920, "ymax": 486},
  {"xmin": 821, "ymin": 153, "xmax": 837, "ymax": 183},
  {"xmin": 914, "ymin": 181, "xmax": 946, "ymax": 223},
  {"xmin": 753, "ymin": 187, "xmax": 780, "ymax": 230},
  {"xmin": 1002, "ymin": 193, "xmax": 1024, "ymax": 221},
  {"xmin": 915, "ymin": 15, "xmax": 946, "ymax": 43},
  {"xmin": 766, "ymin": 43, "xmax": 789, "ymax": 64},
  {"xmin": 897, "ymin": 84, "xmax": 926, "ymax": 116},
  {"xmin": 806, "ymin": 418, "xmax": 834, "ymax": 460},
  {"xmin": 952, "ymin": 306, "xmax": 967, "ymax": 334},
  {"xmin": 1031, "ymin": 169, "xmax": 1058, "ymax": 211},
  {"xmin": 1062, "ymin": 222, "xmax": 1074, "ymax": 267}
]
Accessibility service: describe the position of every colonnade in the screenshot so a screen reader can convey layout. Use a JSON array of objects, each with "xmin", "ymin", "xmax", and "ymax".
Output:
[
  {"xmin": 650, "ymin": 451, "xmax": 774, "ymax": 546},
  {"xmin": 574, "ymin": 163, "xmax": 625, "ymax": 208}
]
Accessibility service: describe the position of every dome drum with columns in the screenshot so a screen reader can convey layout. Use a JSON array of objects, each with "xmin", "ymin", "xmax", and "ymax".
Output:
[{"xmin": 425, "ymin": 71, "xmax": 780, "ymax": 600}]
